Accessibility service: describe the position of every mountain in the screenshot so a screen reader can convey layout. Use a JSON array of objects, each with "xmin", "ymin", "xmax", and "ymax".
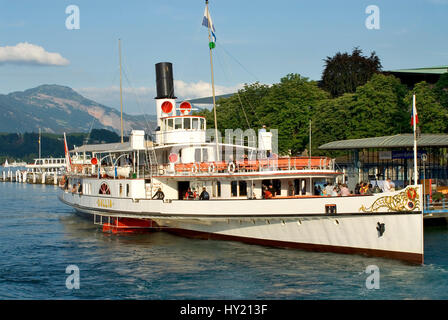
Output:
[{"xmin": 0, "ymin": 84, "xmax": 156, "ymax": 134}]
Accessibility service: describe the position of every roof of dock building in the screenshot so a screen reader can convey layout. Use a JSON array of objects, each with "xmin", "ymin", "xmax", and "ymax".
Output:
[{"xmin": 319, "ymin": 134, "xmax": 448, "ymax": 150}]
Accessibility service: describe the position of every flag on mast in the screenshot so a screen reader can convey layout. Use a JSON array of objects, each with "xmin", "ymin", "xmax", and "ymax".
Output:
[
  {"xmin": 202, "ymin": 5, "xmax": 216, "ymax": 44},
  {"xmin": 411, "ymin": 98, "xmax": 419, "ymax": 127},
  {"xmin": 63, "ymin": 132, "xmax": 72, "ymax": 172}
]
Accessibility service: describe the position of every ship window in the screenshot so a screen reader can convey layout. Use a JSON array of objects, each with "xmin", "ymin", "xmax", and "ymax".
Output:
[
  {"xmin": 167, "ymin": 118, "xmax": 174, "ymax": 130},
  {"xmin": 192, "ymin": 118, "xmax": 199, "ymax": 130},
  {"xmin": 231, "ymin": 181, "xmax": 238, "ymax": 197},
  {"xmin": 126, "ymin": 184, "xmax": 130, "ymax": 197},
  {"xmin": 195, "ymin": 148, "xmax": 201, "ymax": 162},
  {"xmin": 175, "ymin": 118, "xmax": 182, "ymax": 130},
  {"xmin": 99, "ymin": 182, "xmax": 111, "ymax": 195},
  {"xmin": 202, "ymin": 148, "xmax": 208, "ymax": 162},
  {"xmin": 119, "ymin": 184, "xmax": 123, "ymax": 196},
  {"xmin": 183, "ymin": 118, "xmax": 191, "ymax": 130},
  {"xmin": 200, "ymin": 118, "xmax": 205, "ymax": 130},
  {"xmin": 325, "ymin": 204, "xmax": 337, "ymax": 215},
  {"xmin": 239, "ymin": 181, "xmax": 247, "ymax": 196}
]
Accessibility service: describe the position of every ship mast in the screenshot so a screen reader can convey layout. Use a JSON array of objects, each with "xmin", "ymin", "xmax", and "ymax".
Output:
[
  {"xmin": 205, "ymin": 0, "xmax": 220, "ymax": 161},
  {"xmin": 119, "ymin": 39, "xmax": 124, "ymax": 144}
]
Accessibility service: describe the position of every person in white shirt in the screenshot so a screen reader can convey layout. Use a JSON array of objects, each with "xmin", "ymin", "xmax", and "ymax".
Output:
[{"xmin": 383, "ymin": 178, "xmax": 392, "ymax": 192}]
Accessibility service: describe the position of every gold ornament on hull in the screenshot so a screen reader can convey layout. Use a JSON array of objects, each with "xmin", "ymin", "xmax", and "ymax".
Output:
[{"xmin": 359, "ymin": 187, "xmax": 420, "ymax": 213}]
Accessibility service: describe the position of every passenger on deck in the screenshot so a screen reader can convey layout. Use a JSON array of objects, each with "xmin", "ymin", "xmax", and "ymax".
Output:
[
  {"xmin": 77, "ymin": 183, "xmax": 83, "ymax": 194},
  {"xmin": 331, "ymin": 187, "xmax": 338, "ymax": 197},
  {"xmin": 383, "ymin": 178, "xmax": 392, "ymax": 192},
  {"xmin": 268, "ymin": 184, "xmax": 276, "ymax": 197},
  {"xmin": 360, "ymin": 183, "xmax": 369, "ymax": 194},
  {"xmin": 340, "ymin": 184, "xmax": 350, "ymax": 196},
  {"xmin": 199, "ymin": 187, "xmax": 210, "ymax": 200},
  {"xmin": 288, "ymin": 181, "xmax": 294, "ymax": 196},
  {"xmin": 185, "ymin": 188, "xmax": 194, "ymax": 200},
  {"xmin": 325, "ymin": 183, "xmax": 333, "ymax": 196},
  {"xmin": 71, "ymin": 183, "xmax": 78, "ymax": 193},
  {"xmin": 368, "ymin": 184, "xmax": 374, "ymax": 194},
  {"xmin": 63, "ymin": 175, "xmax": 68, "ymax": 190},
  {"xmin": 263, "ymin": 186, "xmax": 272, "ymax": 199},
  {"xmin": 152, "ymin": 187, "xmax": 165, "ymax": 200}
]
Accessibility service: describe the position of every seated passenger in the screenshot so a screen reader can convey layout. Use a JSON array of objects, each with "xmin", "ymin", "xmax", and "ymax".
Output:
[
  {"xmin": 268, "ymin": 184, "xmax": 276, "ymax": 197},
  {"xmin": 152, "ymin": 187, "xmax": 165, "ymax": 200},
  {"xmin": 263, "ymin": 186, "xmax": 273, "ymax": 199},
  {"xmin": 185, "ymin": 188, "xmax": 194, "ymax": 200},
  {"xmin": 340, "ymin": 184, "xmax": 350, "ymax": 196}
]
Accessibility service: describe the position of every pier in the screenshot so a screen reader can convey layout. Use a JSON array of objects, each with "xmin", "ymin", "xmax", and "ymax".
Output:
[
  {"xmin": 424, "ymin": 197, "xmax": 448, "ymax": 222},
  {"xmin": 0, "ymin": 169, "xmax": 62, "ymax": 186}
]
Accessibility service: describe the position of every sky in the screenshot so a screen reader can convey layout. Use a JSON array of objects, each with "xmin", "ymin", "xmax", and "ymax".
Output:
[{"xmin": 0, "ymin": 0, "xmax": 447, "ymax": 115}]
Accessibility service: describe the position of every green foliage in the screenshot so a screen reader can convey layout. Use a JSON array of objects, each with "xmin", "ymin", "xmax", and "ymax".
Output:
[
  {"xmin": 434, "ymin": 73, "xmax": 448, "ymax": 109},
  {"xmin": 198, "ymin": 75, "xmax": 330, "ymax": 155},
  {"xmin": 312, "ymin": 74, "xmax": 409, "ymax": 154},
  {"xmin": 321, "ymin": 48, "xmax": 382, "ymax": 97},
  {"xmin": 349, "ymin": 74, "xmax": 409, "ymax": 137},
  {"xmin": 198, "ymin": 69, "xmax": 448, "ymax": 157},
  {"xmin": 405, "ymin": 81, "xmax": 448, "ymax": 133},
  {"xmin": 258, "ymin": 74, "xmax": 329, "ymax": 155},
  {"xmin": 312, "ymin": 93, "xmax": 355, "ymax": 155}
]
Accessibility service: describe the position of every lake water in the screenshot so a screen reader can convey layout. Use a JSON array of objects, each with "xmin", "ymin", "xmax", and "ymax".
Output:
[{"xmin": 0, "ymin": 182, "xmax": 447, "ymax": 300}]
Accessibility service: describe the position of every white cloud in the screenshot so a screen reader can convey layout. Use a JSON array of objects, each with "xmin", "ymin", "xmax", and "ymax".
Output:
[
  {"xmin": 0, "ymin": 42, "xmax": 70, "ymax": 66},
  {"xmin": 76, "ymin": 80, "xmax": 242, "ymax": 114},
  {"xmin": 174, "ymin": 80, "xmax": 243, "ymax": 99}
]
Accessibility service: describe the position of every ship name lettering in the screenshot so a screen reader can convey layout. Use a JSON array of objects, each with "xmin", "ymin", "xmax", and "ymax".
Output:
[{"xmin": 97, "ymin": 199, "xmax": 113, "ymax": 208}]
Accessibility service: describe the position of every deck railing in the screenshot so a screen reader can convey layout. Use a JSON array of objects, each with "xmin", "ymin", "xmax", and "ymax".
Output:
[
  {"xmin": 424, "ymin": 196, "xmax": 448, "ymax": 213},
  {"xmin": 150, "ymin": 157, "xmax": 335, "ymax": 176}
]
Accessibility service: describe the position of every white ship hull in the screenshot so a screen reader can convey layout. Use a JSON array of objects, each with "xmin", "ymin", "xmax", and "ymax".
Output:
[{"xmin": 59, "ymin": 186, "xmax": 424, "ymax": 264}]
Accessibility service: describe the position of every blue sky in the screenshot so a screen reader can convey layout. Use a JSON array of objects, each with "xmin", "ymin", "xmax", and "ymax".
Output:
[{"xmin": 0, "ymin": 0, "xmax": 447, "ymax": 115}]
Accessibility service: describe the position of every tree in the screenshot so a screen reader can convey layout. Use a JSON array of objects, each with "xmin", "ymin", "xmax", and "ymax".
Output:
[
  {"xmin": 312, "ymin": 93, "xmax": 355, "ymax": 155},
  {"xmin": 434, "ymin": 72, "xmax": 448, "ymax": 109},
  {"xmin": 257, "ymin": 74, "xmax": 329, "ymax": 155},
  {"xmin": 312, "ymin": 74, "xmax": 409, "ymax": 154},
  {"xmin": 348, "ymin": 74, "xmax": 409, "ymax": 138},
  {"xmin": 405, "ymin": 81, "xmax": 448, "ymax": 133},
  {"xmin": 198, "ymin": 74, "xmax": 330, "ymax": 155},
  {"xmin": 321, "ymin": 47, "xmax": 382, "ymax": 97}
]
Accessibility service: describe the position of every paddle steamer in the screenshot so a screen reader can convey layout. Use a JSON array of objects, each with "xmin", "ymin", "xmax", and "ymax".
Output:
[{"xmin": 59, "ymin": 62, "xmax": 424, "ymax": 264}]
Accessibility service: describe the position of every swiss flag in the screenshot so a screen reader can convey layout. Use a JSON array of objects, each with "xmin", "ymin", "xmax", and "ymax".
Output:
[{"xmin": 411, "ymin": 97, "xmax": 419, "ymax": 127}]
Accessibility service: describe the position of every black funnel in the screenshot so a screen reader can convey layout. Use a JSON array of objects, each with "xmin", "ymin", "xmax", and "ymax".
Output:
[{"xmin": 155, "ymin": 62, "xmax": 176, "ymax": 99}]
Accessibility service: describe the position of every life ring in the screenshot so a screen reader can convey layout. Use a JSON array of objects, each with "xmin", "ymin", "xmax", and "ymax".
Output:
[
  {"xmin": 228, "ymin": 162, "xmax": 235, "ymax": 174},
  {"xmin": 407, "ymin": 188, "xmax": 417, "ymax": 200},
  {"xmin": 208, "ymin": 163, "xmax": 216, "ymax": 173},
  {"xmin": 191, "ymin": 163, "xmax": 199, "ymax": 174}
]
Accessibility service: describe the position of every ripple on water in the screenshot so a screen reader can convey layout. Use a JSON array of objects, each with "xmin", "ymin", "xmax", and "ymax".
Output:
[{"xmin": 0, "ymin": 183, "xmax": 448, "ymax": 299}]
